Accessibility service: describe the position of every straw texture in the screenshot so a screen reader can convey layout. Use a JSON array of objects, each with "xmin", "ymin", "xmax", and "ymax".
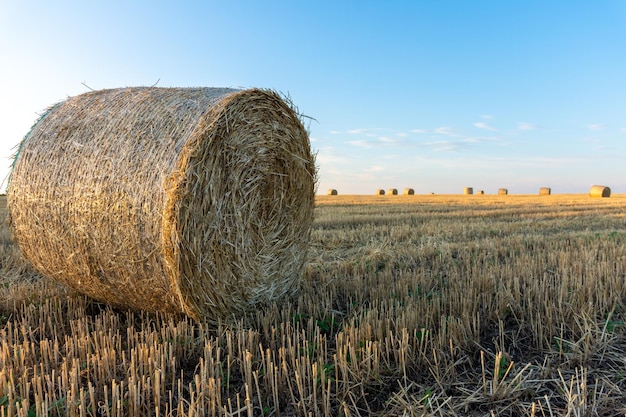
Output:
[
  {"xmin": 589, "ymin": 185, "xmax": 611, "ymax": 198},
  {"xmin": 539, "ymin": 187, "xmax": 552, "ymax": 196},
  {"xmin": 8, "ymin": 87, "xmax": 316, "ymax": 321}
]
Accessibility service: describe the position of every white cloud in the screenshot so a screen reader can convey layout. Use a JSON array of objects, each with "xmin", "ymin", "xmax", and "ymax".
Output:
[
  {"xmin": 462, "ymin": 138, "xmax": 480, "ymax": 144},
  {"xmin": 347, "ymin": 139, "xmax": 375, "ymax": 148},
  {"xmin": 315, "ymin": 146, "xmax": 349, "ymax": 164},
  {"xmin": 620, "ymin": 128, "xmax": 626, "ymax": 134},
  {"xmin": 434, "ymin": 126, "xmax": 462, "ymax": 137},
  {"xmin": 586, "ymin": 123, "xmax": 604, "ymax": 131},
  {"xmin": 347, "ymin": 128, "xmax": 368, "ymax": 134},
  {"xmin": 518, "ymin": 122, "xmax": 537, "ymax": 131},
  {"xmin": 473, "ymin": 122, "xmax": 496, "ymax": 131},
  {"xmin": 424, "ymin": 140, "xmax": 462, "ymax": 152},
  {"xmin": 379, "ymin": 136, "xmax": 395, "ymax": 143},
  {"xmin": 411, "ymin": 129, "xmax": 428, "ymax": 134}
]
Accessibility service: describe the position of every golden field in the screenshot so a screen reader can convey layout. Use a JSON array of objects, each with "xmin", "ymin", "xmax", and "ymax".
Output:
[{"xmin": 1, "ymin": 193, "xmax": 626, "ymax": 416}]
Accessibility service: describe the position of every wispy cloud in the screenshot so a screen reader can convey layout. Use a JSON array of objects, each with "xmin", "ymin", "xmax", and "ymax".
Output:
[
  {"xmin": 411, "ymin": 129, "xmax": 428, "ymax": 134},
  {"xmin": 347, "ymin": 136, "xmax": 406, "ymax": 148},
  {"xmin": 473, "ymin": 122, "xmax": 496, "ymax": 131},
  {"xmin": 586, "ymin": 123, "xmax": 605, "ymax": 131},
  {"xmin": 517, "ymin": 122, "xmax": 537, "ymax": 131},
  {"xmin": 434, "ymin": 126, "xmax": 462, "ymax": 137},
  {"xmin": 481, "ymin": 114, "xmax": 494, "ymax": 120},
  {"xmin": 423, "ymin": 139, "xmax": 473, "ymax": 152},
  {"xmin": 347, "ymin": 140, "xmax": 375, "ymax": 149},
  {"xmin": 316, "ymin": 149, "xmax": 350, "ymax": 167},
  {"xmin": 347, "ymin": 128, "xmax": 368, "ymax": 134}
]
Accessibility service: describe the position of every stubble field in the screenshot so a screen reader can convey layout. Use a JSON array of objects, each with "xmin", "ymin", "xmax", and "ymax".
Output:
[{"xmin": 1, "ymin": 194, "xmax": 626, "ymax": 416}]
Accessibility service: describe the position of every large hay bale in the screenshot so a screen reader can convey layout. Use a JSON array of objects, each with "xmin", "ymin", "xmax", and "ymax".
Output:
[
  {"xmin": 539, "ymin": 187, "xmax": 551, "ymax": 196},
  {"xmin": 327, "ymin": 189, "xmax": 338, "ymax": 195},
  {"xmin": 498, "ymin": 188, "xmax": 508, "ymax": 195},
  {"xmin": 476, "ymin": 190, "xmax": 485, "ymax": 195},
  {"xmin": 8, "ymin": 87, "xmax": 316, "ymax": 322},
  {"xmin": 589, "ymin": 185, "xmax": 611, "ymax": 198},
  {"xmin": 403, "ymin": 188, "xmax": 415, "ymax": 195},
  {"xmin": 463, "ymin": 187, "xmax": 473, "ymax": 195},
  {"xmin": 387, "ymin": 188, "xmax": 398, "ymax": 195},
  {"xmin": 375, "ymin": 189, "xmax": 385, "ymax": 195}
]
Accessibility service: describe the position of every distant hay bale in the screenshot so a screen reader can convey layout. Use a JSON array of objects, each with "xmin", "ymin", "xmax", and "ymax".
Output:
[
  {"xmin": 375, "ymin": 189, "xmax": 385, "ymax": 195},
  {"xmin": 403, "ymin": 188, "xmax": 415, "ymax": 195},
  {"xmin": 327, "ymin": 189, "xmax": 338, "ymax": 195},
  {"xmin": 8, "ymin": 87, "xmax": 316, "ymax": 322},
  {"xmin": 388, "ymin": 188, "xmax": 398, "ymax": 195},
  {"xmin": 463, "ymin": 187, "xmax": 473, "ymax": 195},
  {"xmin": 476, "ymin": 190, "xmax": 485, "ymax": 195},
  {"xmin": 498, "ymin": 188, "xmax": 508, "ymax": 195},
  {"xmin": 589, "ymin": 185, "xmax": 611, "ymax": 198},
  {"xmin": 539, "ymin": 187, "xmax": 552, "ymax": 196}
]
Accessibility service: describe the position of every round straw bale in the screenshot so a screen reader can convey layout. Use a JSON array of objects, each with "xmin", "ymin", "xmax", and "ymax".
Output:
[
  {"xmin": 387, "ymin": 188, "xmax": 398, "ymax": 195},
  {"xmin": 463, "ymin": 187, "xmax": 473, "ymax": 195},
  {"xmin": 476, "ymin": 190, "xmax": 485, "ymax": 195},
  {"xmin": 498, "ymin": 188, "xmax": 508, "ymax": 195},
  {"xmin": 403, "ymin": 188, "xmax": 415, "ymax": 195},
  {"xmin": 589, "ymin": 185, "xmax": 611, "ymax": 198},
  {"xmin": 8, "ymin": 87, "xmax": 316, "ymax": 322},
  {"xmin": 375, "ymin": 189, "xmax": 385, "ymax": 195},
  {"xmin": 327, "ymin": 189, "xmax": 338, "ymax": 195},
  {"xmin": 539, "ymin": 187, "xmax": 551, "ymax": 196}
]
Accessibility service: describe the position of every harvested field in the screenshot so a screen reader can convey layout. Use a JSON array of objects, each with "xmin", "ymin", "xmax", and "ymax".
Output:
[{"xmin": 2, "ymin": 194, "xmax": 626, "ymax": 416}]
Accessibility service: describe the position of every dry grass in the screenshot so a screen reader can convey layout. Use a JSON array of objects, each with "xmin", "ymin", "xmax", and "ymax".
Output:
[
  {"xmin": 2, "ymin": 194, "xmax": 626, "ymax": 416},
  {"xmin": 7, "ymin": 87, "xmax": 316, "ymax": 322}
]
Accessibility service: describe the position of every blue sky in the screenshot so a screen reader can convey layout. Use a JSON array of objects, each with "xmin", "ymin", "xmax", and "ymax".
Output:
[{"xmin": 1, "ymin": 1, "xmax": 625, "ymax": 194}]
